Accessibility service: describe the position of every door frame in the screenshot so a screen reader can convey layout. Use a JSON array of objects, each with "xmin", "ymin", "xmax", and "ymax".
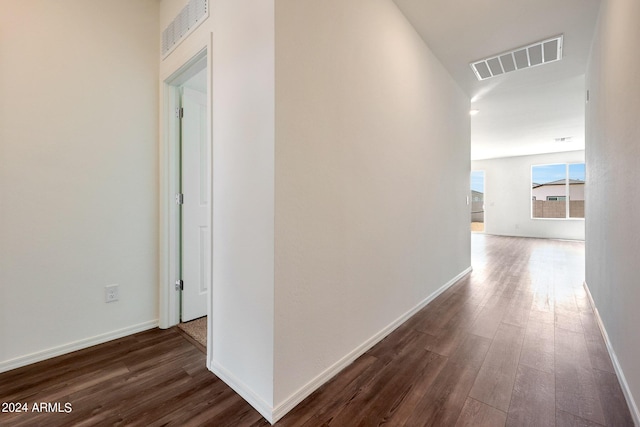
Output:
[{"xmin": 159, "ymin": 37, "xmax": 212, "ymax": 365}]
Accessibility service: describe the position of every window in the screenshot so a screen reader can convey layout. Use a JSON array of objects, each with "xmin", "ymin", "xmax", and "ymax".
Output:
[
  {"xmin": 471, "ymin": 170, "xmax": 485, "ymax": 232},
  {"xmin": 531, "ymin": 163, "xmax": 585, "ymax": 219}
]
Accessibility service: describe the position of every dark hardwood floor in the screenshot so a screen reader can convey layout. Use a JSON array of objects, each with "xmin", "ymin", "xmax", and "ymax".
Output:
[{"xmin": 0, "ymin": 235, "xmax": 634, "ymax": 426}]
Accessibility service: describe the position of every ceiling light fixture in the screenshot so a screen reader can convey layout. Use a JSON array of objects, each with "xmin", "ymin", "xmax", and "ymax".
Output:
[{"xmin": 470, "ymin": 35, "xmax": 563, "ymax": 81}]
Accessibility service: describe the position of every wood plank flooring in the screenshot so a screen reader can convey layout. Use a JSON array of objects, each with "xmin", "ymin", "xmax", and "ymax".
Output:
[
  {"xmin": 0, "ymin": 235, "xmax": 634, "ymax": 426},
  {"xmin": 0, "ymin": 327, "xmax": 266, "ymax": 427}
]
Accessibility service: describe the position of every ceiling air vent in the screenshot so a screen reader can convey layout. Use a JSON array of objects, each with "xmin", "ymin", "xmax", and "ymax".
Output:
[
  {"xmin": 470, "ymin": 35, "xmax": 563, "ymax": 81},
  {"xmin": 162, "ymin": 0, "xmax": 209, "ymax": 59},
  {"xmin": 554, "ymin": 137, "xmax": 573, "ymax": 143}
]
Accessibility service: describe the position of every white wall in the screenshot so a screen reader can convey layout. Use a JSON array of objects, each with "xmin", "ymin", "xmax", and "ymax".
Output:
[
  {"xmin": 159, "ymin": 0, "xmax": 470, "ymax": 421},
  {"xmin": 209, "ymin": 0, "xmax": 275, "ymax": 413},
  {"xmin": 159, "ymin": 0, "xmax": 275, "ymax": 416},
  {"xmin": 274, "ymin": 0, "xmax": 471, "ymax": 415},
  {"xmin": 472, "ymin": 151, "xmax": 585, "ymax": 240},
  {"xmin": 586, "ymin": 0, "xmax": 640, "ymax": 421},
  {"xmin": 0, "ymin": 1, "xmax": 159, "ymax": 370}
]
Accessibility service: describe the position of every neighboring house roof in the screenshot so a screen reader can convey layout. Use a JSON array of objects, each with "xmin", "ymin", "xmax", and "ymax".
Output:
[
  {"xmin": 532, "ymin": 179, "xmax": 585, "ymax": 188},
  {"xmin": 471, "ymin": 190, "xmax": 483, "ymax": 196}
]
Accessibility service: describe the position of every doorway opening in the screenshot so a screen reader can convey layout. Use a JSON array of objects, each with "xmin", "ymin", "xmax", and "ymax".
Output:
[
  {"xmin": 471, "ymin": 170, "xmax": 485, "ymax": 232},
  {"xmin": 160, "ymin": 46, "xmax": 212, "ymax": 359}
]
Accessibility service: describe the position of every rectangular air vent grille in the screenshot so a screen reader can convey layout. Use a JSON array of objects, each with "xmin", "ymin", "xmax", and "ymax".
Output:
[
  {"xmin": 470, "ymin": 35, "xmax": 563, "ymax": 81},
  {"xmin": 162, "ymin": 0, "xmax": 208, "ymax": 58}
]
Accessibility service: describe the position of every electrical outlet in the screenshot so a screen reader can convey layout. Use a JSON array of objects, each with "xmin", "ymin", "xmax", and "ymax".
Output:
[{"xmin": 105, "ymin": 284, "xmax": 119, "ymax": 303}]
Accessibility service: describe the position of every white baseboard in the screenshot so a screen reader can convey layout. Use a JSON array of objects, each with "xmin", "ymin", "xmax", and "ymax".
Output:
[
  {"xmin": 583, "ymin": 282, "xmax": 640, "ymax": 426},
  {"xmin": 271, "ymin": 266, "xmax": 473, "ymax": 423},
  {"xmin": 210, "ymin": 360, "xmax": 275, "ymax": 423},
  {"xmin": 0, "ymin": 320, "xmax": 159, "ymax": 374}
]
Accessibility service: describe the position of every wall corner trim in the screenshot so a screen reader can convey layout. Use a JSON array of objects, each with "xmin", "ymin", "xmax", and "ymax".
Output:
[
  {"xmin": 0, "ymin": 320, "xmax": 159, "ymax": 374},
  {"xmin": 210, "ymin": 360, "xmax": 275, "ymax": 424},
  {"xmin": 271, "ymin": 266, "xmax": 473, "ymax": 423},
  {"xmin": 583, "ymin": 281, "xmax": 640, "ymax": 426}
]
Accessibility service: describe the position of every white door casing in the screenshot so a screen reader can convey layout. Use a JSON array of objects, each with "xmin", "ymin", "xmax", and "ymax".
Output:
[{"xmin": 181, "ymin": 86, "xmax": 209, "ymax": 322}]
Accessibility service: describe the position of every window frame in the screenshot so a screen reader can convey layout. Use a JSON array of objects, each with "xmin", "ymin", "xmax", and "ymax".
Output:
[{"xmin": 531, "ymin": 162, "xmax": 585, "ymax": 220}]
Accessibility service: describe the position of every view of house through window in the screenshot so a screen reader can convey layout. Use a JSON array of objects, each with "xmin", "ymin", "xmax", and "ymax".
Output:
[
  {"xmin": 531, "ymin": 163, "xmax": 585, "ymax": 219},
  {"xmin": 471, "ymin": 170, "xmax": 485, "ymax": 232}
]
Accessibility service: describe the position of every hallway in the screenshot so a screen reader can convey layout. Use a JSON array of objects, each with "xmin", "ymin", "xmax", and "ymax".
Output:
[
  {"xmin": 277, "ymin": 235, "xmax": 633, "ymax": 426},
  {"xmin": 0, "ymin": 235, "xmax": 633, "ymax": 426}
]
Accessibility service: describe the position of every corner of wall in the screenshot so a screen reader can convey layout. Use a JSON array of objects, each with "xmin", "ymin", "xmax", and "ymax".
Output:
[{"xmin": 210, "ymin": 360, "xmax": 275, "ymax": 423}]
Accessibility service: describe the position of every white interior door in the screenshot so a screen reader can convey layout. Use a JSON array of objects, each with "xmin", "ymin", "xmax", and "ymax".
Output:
[{"xmin": 181, "ymin": 86, "xmax": 209, "ymax": 322}]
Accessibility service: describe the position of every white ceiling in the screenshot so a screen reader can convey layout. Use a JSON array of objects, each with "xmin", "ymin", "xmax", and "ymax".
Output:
[{"xmin": 393, "ymin": 0, "xmax": 602, "ymax": 160}]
